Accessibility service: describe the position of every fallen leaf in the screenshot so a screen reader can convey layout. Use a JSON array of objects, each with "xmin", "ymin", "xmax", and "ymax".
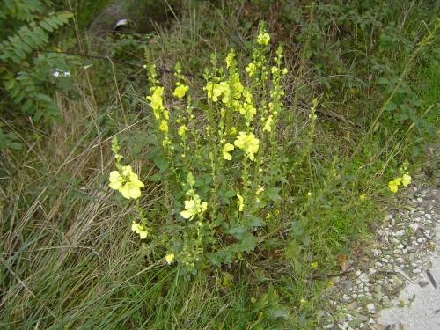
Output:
[{"xmin": 338, "ymin": 254, "xmax": 347, "ymax": 271}]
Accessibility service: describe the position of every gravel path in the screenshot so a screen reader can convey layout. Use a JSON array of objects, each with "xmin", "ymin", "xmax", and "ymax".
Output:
[{"xmin": 319, "ymin": 146, "xmax": 439, "ymax": 330}]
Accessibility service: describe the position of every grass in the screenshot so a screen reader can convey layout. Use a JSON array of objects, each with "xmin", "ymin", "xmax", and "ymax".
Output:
[{"xmin": 1, "ymin": 1, "xmax": 438, "ymax": 329}]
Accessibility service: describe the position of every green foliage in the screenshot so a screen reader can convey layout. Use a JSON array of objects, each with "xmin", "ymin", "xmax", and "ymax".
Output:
[
  {"xmin": 276, "ymin": 0, "xmax": 438, "ymax": 156},
  {"xmin": 1, "ymin": 10, "xmax": 74, "ymax": 118},
  {"xmin": 0, "ymin": 1, "xmax": 74, "ymax": 150}
]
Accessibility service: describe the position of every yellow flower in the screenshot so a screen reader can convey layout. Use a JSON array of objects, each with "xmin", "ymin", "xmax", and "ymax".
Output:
[
  {"xmin": 165, "ymin": 253, "xmax": 175, "ymax": 265},
  {"xmin": 388, "ymin": 178, "xmax": 401, "ymax": 193},
  {"xmin": 109, "ymin": 171, "xmax": 123, "ymax": 190},
  {"xmin": 238, "ymin": 103, "xmax": 256, "ymax": 122},
  {"xmin": 401, "ymin": 173, "xmax": 411, "ymax": 187},
  {"xmin": 131, "ymin": 221, "xmax": 148, "ymax": 239},
  {"xmin": 223, "ymin": 143, "xmax": 234, "ymax": 160},
  {"xmin": 173, "ymin": 83, "xmax": 189, "ymax": 99},
  {"xmin": 204, "ymin": 82, "xmax": 230, "ymax": 103},
  {"xmin": 255, "ymin": 186, "xmax": 264, "ymax": 195},
  {"xmin": 180, "ymin": 194, "xmax": 208, "ymax": 220},
  {"xmin": 263, "ymin": 115, "xmax": 274, "ymax": 132},
  {"xmin": 159, "ymin": 120, "xmax": 168, "ymax": 133},
  {"xmin": 311, "ymin": 261, "xmax": 319, "ymax": 269},
  {"xmin": 178, "ymin": 125, "xmax": 187, "ymax": 137},
  {"xmin": 109, "ymin": 165, "xmax": 144, "ymax": 199},
  {"xmin": 245, "ymin": 62, "xmax": 256, "ymax": 77},
  {"xmin": 257, "ymin": 32, "xmax": 270, "ymax": 46},
  {"xmin": 230, "ymin": 74, "xmax": 244, "ymax": 99},
  {"xmin": 225, "ymin": 51, "xmax": 235, "ymax": 69},
  {"xmin": 147, "ymin": 86, "xmax": 165, "ymax": 119},
  {"xmin": 234, "ymin": 132, "xmax": 260, "ymax": 161},
  {"xmin": 237, "ymin": 193, "xmax": 244, "ymax": 212},
  {"xmin": 359, "ymin": 194, "xmax": 367, "ymax": 201},
  {"xmin": 119, "ymin": 180, "xmax": 143, "ymax": 199}
]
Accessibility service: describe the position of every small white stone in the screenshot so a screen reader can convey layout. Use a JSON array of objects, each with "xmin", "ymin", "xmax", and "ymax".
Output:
[
  {"xmin": 417, "ymin": 238, "xmax": 425, "ymax": 244},
  {"xmin": 417, "ymin": 197, "xmax": 423, "ymax": 203},
  {"xmin": 369, "ymin": 268, "xmax": 377, "ymax": 275},
  {"xmin": 396, "ymin": 230, "xmax": 405, "ymax": 236},
  {"xmin": 413, "ymin": 216, "xmax": 421, "ymax": 222},
  {"xmin": 409, "ymin": 223, "xmax": 419, "ymax": 231},
  {"xmin": 425, "ymin": 214, "xmax": 432, "ymax": 220},
  {"xmin": 338, "ymin": 321, "xmax": 349, "ymax": 330},
  {"xmin": 384, "ymin": 214, "xmax": 393, "ymax": 221},
  {"xmin": 360, "ymin": 274, "xmax": 370, "ymax": 283},
  {"xmin": 355, "ymin": 270, "xmax": 362, "ymax": 276},
  {"xmin": 367, "ymin": 303, "xmax": 376, "ymax": 313}
]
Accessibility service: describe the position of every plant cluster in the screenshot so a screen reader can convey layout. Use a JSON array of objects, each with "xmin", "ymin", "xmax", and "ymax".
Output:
[{"xmin": 109, "ymin": 24, "xmax": 292, "ymax": 274}]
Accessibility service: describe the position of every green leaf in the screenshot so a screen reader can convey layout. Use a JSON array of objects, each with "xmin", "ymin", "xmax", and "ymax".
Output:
[
  {"xmin": 267, "ymin": 187, "xmax": 282, "ymax": 203},
  {"xmin": 224, "ymin": 189, "xmax": 236, "ymax": 198},
  {"xmin": 40, "ymin": 20, "xmax": 54, "ymax": 32},
  {"xmin": 239, "ymin": 232, "xmax": 256, "ymax": 252},
  {"xmin": 244, "ymin": 215, "xmax": 265, "ymax": 227},
  {"xmin": 8, "ymin": 142, "xmax": 23, "ymax": 150},
  {"xmin": 395, "ymin": 113, "xmax": 409, "ymax": 122},
  {"xmin": 227, "ymin": 225, "xmax": 247, "ymax": 239},
  {"xmin": 377, "ymin": 76, "xmax": 390, "ymax": 85}
]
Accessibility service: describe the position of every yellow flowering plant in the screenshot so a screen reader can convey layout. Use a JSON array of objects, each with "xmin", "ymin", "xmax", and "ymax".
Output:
[
  {"xmin": 108, "ymin": 137, "xmax": 150, "ymax": 240},
  {"xmin": 108, "ymin": 137, "xmax": 144, "ymax": 200},
  {"xmin": 111, "ymin": 23, "xmax": 290, "ymax": 274},
  {"xmin": 388, "ymin": 163, "xmax": 412, "ymax": 194}
]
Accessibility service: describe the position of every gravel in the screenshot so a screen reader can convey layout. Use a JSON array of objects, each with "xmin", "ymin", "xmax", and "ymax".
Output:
[{"xmin": 318, "ymin": 155, "xmax": 439, "ymax": 330}]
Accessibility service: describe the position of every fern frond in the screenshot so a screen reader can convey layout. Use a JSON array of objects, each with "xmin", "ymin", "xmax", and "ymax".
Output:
[
  {"xmin": 2, "ymin": 0, "xmax": 43, "ymax": 22},
  {"xmin": 0, "ymin": 11, "xmax": 73, "ymax": 64}
]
